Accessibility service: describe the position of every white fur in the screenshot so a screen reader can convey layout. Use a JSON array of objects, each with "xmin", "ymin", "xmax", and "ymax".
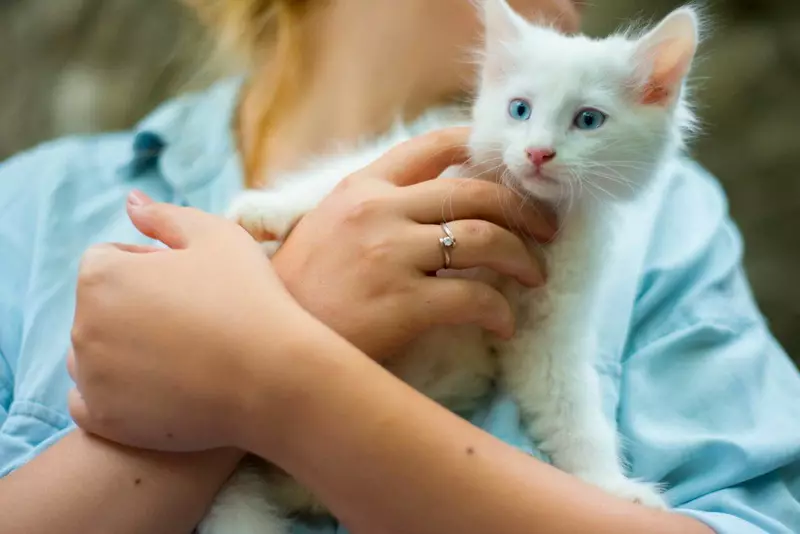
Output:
[{"xmin": 202, "ymin": 2, "xmax": 701, "ymax": 532}]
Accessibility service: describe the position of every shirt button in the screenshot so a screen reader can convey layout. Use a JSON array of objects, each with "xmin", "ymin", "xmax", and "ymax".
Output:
[
  {"xmin": 133, "ymin": 131, "xmax": 165, "ymax": 160},
  {"xmin": 130, "ymin": 131, "xmax": 166, "ymax": 176}
]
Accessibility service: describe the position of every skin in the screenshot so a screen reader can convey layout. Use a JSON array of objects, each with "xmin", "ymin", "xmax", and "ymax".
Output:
[
  {"xmin": 66, "ymin": 134, "xmax": 709, "ymax": 534},
  {"xmin": 66, "ymin": 131, "xmax": 708, "ymax": 534},
  {"xmin": 0, "ymin": 131, "xmax": 553, "ymax": 533},
  {"xmin": 0, "ymin": 1, "xmax": 711, "ymax": 533},
  {"xmin": 241, "ymin": 0, "xmax": 582, "ymax": 182}
]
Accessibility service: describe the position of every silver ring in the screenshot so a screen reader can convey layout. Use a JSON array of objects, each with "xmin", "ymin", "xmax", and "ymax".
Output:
[{"xmin": 439, "ymin": 222, "xmax": 457, "ymax": 269}]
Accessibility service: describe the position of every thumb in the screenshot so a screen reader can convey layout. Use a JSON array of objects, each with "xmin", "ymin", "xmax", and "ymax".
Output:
[{"xmin": 126, "ymin": 190, "xmax": 213, "ymax": 249}]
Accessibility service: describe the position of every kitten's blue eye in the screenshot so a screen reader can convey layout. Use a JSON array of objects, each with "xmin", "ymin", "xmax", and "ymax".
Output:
[
  {"xmin": 508, "ymin": 99, "xmax": 532, "ymax": 121},
  {"xmin": 573, "ymin": 108, "xmax": 607, "ymax": 130}
]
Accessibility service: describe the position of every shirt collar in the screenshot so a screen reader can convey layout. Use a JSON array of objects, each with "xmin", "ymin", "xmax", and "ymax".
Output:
[{"xmin": 129, "ymin": 77, "xmax": 246, "ymax": 213}]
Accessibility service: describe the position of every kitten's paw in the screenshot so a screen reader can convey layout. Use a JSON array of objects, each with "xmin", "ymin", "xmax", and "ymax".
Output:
[
  {"xmin": 227, "ymin": 191, "xmax": 299, "ymax": 246},
  {"xmin": 199, "ymin": 466, "xmax": 291, "ymax": 534},
  {"xmin": 582, "ymin": 474, "xmax": 668, "ymax": 509}
]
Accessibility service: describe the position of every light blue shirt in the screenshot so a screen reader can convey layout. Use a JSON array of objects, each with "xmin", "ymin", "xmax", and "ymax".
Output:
[{"xmin": 1, "ymin": 78, "xmax": 799, "ymax": 533}]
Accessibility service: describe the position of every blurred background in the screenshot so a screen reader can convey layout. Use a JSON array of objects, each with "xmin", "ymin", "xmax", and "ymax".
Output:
[{"xmin": 1, "ymin": 0, "xmax": 798, "ymax": 365}]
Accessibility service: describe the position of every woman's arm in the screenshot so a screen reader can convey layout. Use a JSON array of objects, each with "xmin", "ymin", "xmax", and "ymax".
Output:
[
  {"xmin": 246, "ymin": 332, "xmax": 713, "ymax": 534},
  {"xmin": 0, "ymin": 144, "xmax": 240, "ymax": 534},
  {"xmin": 67, "ymin": 130, "xmax": 709, "ymax": 533},
  {"xmin": 0, "ymin": 431, "xmax": 240, "ymax": 534}
]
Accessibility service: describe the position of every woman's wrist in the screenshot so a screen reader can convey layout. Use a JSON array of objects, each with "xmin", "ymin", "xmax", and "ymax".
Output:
[
  {"xmin": 0, "ymin": 431, "xmax": 244, "ymax": 534},
  {"xmin": 232, "ymin": 313, "xmax": 365, "ymax": 458}
]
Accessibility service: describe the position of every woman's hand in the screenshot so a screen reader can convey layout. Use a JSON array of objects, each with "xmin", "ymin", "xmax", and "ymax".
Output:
[
  {"xmin": 68, "ymin": 193, "xmax": 331, "ymax": 453},
  {"xmin": 273, "ymin": 127, "xmax": 555, "ymax": 359},
  {"xmin": 68, "ymin": 128, "xmax": 551, "ymax": 454}
]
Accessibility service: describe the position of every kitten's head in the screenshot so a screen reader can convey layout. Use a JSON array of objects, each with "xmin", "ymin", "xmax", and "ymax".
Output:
[{"xmin": 470, "ymin": 0, "xmax": 701, "ymax": 207}]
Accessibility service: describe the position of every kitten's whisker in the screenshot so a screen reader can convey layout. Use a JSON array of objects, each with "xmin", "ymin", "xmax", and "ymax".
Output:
[
  {"xmin": 582, "ymin": 180, "xmax": 603, "ymax": 205},
  {"xmin": 498, "ymin": 168, "xmax": 529, "ymax": 235},
  {"xmin": 584, "ymin": 162, "xmax": 650, "ymax": 173},
  {"xmin": 586, "ymin": 180, "xmax": 620, "ymax": 202},
  {"xmin": 586, "ymin": 168, "xmax": 637, "ymax": 189}
]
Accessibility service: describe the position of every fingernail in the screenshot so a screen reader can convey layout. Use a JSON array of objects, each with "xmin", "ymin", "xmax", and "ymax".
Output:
[
  {"xmin": 528, "ymin": 272, "xmax": 545, "ymax": 288},
  {"xmin": 128, "ymin": 190, "xmax": 152, "ymax": 209}
]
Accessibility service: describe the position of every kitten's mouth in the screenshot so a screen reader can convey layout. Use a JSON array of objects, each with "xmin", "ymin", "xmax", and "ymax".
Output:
[{"xmin": 524, "ymin": 168, "xmax": 559, "ymax": 184}]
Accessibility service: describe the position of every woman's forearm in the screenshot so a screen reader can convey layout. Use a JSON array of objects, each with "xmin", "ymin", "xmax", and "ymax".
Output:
[
  {"xmin": 255, "ymin": 337, "xmax": 714, "ymax": 534},
  {"xmin": 0, "ymin": 430, "xmax": 241, "ymax": 534}
]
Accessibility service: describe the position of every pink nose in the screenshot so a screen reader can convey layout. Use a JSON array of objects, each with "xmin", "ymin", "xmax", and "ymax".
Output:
[{"xmin": 526, "ymin": 147, "xmax": 556, "ymax": 167}]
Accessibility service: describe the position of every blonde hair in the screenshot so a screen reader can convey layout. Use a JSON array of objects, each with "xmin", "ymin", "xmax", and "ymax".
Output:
[{"xmin": 191, "ymin": 0, "xmax": 312, "ymax": 181}]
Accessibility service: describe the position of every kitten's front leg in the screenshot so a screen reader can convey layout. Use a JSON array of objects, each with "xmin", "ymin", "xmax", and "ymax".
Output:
[
  {"xmin": 199, "ymin": 465, "xmax": 290, "ymax": 534},
  {"xmin": 502, "ymin": 290, "xmax": 667, "ymax": 509},
  {"xmin": 227, "ymin": 190, "xmax": 313, "ymax": 257}
]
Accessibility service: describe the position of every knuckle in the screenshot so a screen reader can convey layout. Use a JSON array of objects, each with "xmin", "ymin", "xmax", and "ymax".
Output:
[
  {"xmin": 426, "ymin": 129, "xmax": 451, "ymax": 148},
  {"xmin": 91, "ymin": 405, "xmax": 116, "ymax": 429},
  {"xmin": 77, "ymin": 246, "xmax": 119, "ymax": 290},
  {"xmin": 77, "ymin": 247, "xmax": 106, "ymax": 283},
  {"xmin": 146, "ymin": 204, "xmax": 171, "ymax": 226},
  {"xmin": 70, "ymin": 319, "xmax": 100, "ymax": 351},
  {"xmin": 467, "ymin": 179, "xmax": 495, "ymax": 199},
  {"xmin": 342, "ymin": 197, "xmax": 384, "ymax": 226},
  {"xmin": 462, "ymin": 220, "xmax": 497, "ymax": 246},
  {"xmin": 70, "ymin": 323, "xmax": 84, "ymax": 349},
  {"xmin": 337, "ymin": 173, "xmax": 363, "ymax": 191},
  {"xmin": 474, "ymin": 285, "xmax": 500, "ymax": 310},
  {"xmin": 426, "ymin": 127, "xmax": 463, "ymax": 149},
  {"xmin": 361, "ymin": 235, "xmax": 394, "ymax": 265},
  {"xmin": 448, "ymin": 282, "xmax": 476, "ymax": 309}
]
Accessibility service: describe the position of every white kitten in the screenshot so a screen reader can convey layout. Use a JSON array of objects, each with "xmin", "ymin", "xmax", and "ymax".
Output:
[{"xmin": 201, "ymin": 2, "xmax": 701, "ymax": 533}]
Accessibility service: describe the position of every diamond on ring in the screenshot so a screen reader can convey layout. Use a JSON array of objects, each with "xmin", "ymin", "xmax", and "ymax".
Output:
[{"xmin": 439, "ymin": 222, "xmax": 457, "ymax": 269}]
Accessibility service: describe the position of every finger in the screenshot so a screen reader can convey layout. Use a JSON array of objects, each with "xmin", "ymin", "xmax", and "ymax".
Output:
[
  {"xmin": 76, "ymin": 243, "xmax": 129, "ymax": 285},
  {"xmin": 366, "ymin": 128, "xmax": 471, "ymax": 187},
  {"xmin": 420, "ymin": 278, "xmax": 515, "ymax": 339},
  {"xmin": 126, "ymin": 191, "xmax": 232, "ymax": 249},
  {"xmin": 398, "ymin": 178, "xmax": 557, "ymax": 242},
  {"xmin": 409, "ymin": 221, "xmax": 544, "ymax": 287},
  {"xmin": 76, "ymin": 242, "xmax": 162, "ymax": 285},
  {"xmin": 66, "ymin": 349, "xmax": 76, "ymax": 381},
  {"xmin": 109, "ymin": 243, "xmax": 165, "ymax": 254},
  {"xmin": 68, "ymin": 388, "xmax": 93, "ymax": 431}
]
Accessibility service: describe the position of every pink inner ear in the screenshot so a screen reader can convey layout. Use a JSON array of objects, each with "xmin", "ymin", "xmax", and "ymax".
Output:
[
  {"xmin": 636, "ymin": 33, "xmax": 695, "ymax": 106},
  {"xmin": 641, "ymin": 82, "xmax": 672, "ymax": 106}
]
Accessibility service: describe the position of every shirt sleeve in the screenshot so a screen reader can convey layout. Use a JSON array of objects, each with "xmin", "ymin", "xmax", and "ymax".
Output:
[
  {"xmin": 0, "ymin": 350, "xmax": 11, "ymax": 427},
  {"xmin": 0, "ymin": 140, "xmax": 84, "ymax": 478},
  {"xmin": 620, "ymin": 165, "xmax": 800, "ymax": 532}
]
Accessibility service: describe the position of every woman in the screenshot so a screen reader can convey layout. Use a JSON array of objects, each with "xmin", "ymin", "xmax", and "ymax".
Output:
[{"xmin": 0, "ymin": 1, "xmax": 798, "ymax": 533}]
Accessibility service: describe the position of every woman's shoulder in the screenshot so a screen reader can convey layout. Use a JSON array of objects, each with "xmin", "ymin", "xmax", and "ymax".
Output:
[
  {"xmin": 0, "ymin": 77, "xmax": 244, "ymax": 209},
  {"xmin": 647, "ymin": 157, "xmax": 733, "ymax": 264},
  {"xmin": 629, "ymin": 156, "xmax": 757, "ymax": 348}
]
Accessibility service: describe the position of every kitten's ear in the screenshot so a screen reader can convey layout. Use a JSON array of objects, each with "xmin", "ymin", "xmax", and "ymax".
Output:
[
  {"xmin": 481, "ymin": 0, "xmax": 528, "ymax": 80},
  {"xmin": 633, "ymin": 7, "xmax": 700, "ymax": 106},
  {"xmin": 484, "ymin": 0, "xmax": 527, "ymax": 42}
]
